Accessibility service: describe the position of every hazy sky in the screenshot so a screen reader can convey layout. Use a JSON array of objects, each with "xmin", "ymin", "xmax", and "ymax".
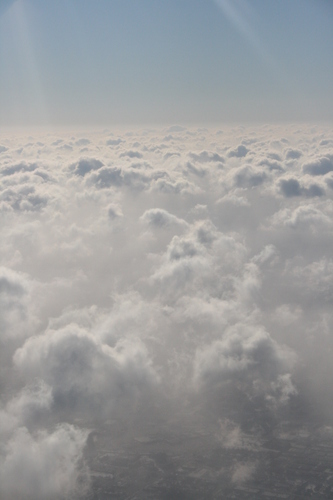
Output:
[{"xmin": 1, "ymin": 0, "xmax": 333, "ymax": 126}]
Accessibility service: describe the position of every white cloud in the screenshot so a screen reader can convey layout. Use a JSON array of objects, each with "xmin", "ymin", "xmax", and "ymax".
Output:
[
  {"xmin": 14, "ymin": 323, "xmax": 158, "ymax": 418},
  {"xmin": 272, "ymin": 204, "xmax": 331, "ymax": 229},
  {"xmin": 1, "ymin": 124, "xmax": 333, "ymax": 496},
  {"xmin": 6, "ymin": 380, "xmax": 53, "ymax": 427},
  {"xmin": 71, "ymin": 158, "xmax": 104, "ymax": 177},
  {"xmin": 140, "ymin": 208, "xmax": 188, "ymax": 229},
  {"xmin": 194, "ymin": 323, "xmax": 295, "ymax": 402},
  {"xmin": 303, "ymin": 155, "xmax": 333, "ymax": 176},
  {"xmin": 228, "ymin": 144, "xmax": 249, "ymax": 158},
  {"xmin": 0, "ymin": 424, "xmax": 90, "ymax": 500}
]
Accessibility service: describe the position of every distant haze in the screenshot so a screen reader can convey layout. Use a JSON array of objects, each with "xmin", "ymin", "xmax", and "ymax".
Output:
[{"xmin": 0, "ymin": 0, "xmax": 333, "ymax": 127}]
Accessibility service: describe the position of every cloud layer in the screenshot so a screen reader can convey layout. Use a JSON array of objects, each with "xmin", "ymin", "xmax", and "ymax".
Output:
[{"xmin": 1, "ymin": 123, "xmax": 333, "ymax": 496}]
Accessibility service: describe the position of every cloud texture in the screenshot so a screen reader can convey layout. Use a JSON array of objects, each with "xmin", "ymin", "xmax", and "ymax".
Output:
[{"xmin": 1, "ymin": 123, "xmax": 333, "ymax": 496}]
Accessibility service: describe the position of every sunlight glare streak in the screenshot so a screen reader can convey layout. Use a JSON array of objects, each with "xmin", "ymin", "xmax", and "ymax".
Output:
[
  {"xmin": 10, "ymin": 0, "xmax": 48, "ymax": 124},
  {"xmin": 0, "ymin": 0, "xmax": 17, "ymax": 17},
  {"xmin": 213, "ymin": 0, "xmax": 279, "ymax": 76}
]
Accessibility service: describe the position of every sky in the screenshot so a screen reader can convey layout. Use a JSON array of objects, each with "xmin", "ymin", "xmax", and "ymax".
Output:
[
  {"xmin": 0, "ymin": 0, "xmax": 333, "ymax": 126},
  {"xmin": 1, "ymin": 2, "xmax": 333, "ymax": 499}
]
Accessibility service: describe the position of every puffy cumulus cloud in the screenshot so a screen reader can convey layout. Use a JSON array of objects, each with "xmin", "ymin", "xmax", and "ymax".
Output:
[
  {"xmin": 185, "ymin": 161, "xmax": 207, "ymax": 178},
  {"xmin": 107, "ymin": 202, "xmax": 123, "ymax": 219},
  {"xmin": 87, "ymin": 165, "xmax": 123, "ymax": 188},
  {"xmin": 303, "ymin": 155, "xmax": 333, "ymax": 176},
  {"xmin": 258, "ymin": 158, "xmax": 284, "ymax": 172},
  {"xmin": 148, "ymin": 219, "xmax": 245, "ymax": 299},
  {"xmin": 70, "ymin": 158, "xmax": 104, "ymax": 177},
  {"xmin": 285, "ymin": 148, "xmax": 302, "ymax": 160},
  {"xmin": 228, "ymin": 144, "xmax": 249, "ymax": 158},
  {"xmin": 0, "ymin": 424, "xmax": 90, "ymax": 500},
  {"xmin": 86, "ymin": 163, "xmax": 156, "ymax": 192},
  {"xmin": 150, "ymin": 175, "xmax": 201, "ymax": 195},
  {"xmin": 232, "ymin": 165, "xmax": 267, "ymax": 189},
  {"xmin": 1, "ymin": 161, "xmax": 39, "ymax": 177},
  {"xmin": 0, "ymin": 161, "xmax": 55, "ymax": 214},
  {"xmin": 217, "ymin": 192, "xmax": 250, "ymax": 208},
  {"xmin": 279, "ymin": 177, "xmax": 325, "ymax": 198},
  {"xmin": 106, "ymin": 138, "xmax": 123, "ymax": 146},
  {"xmin": 194, "ymin": 323, "xmax": 296, "ymax": 404},
  {"xmin": 0, "ymin": 267, "xmax": 28, "ymax": 312},
  {"xmin": 75, "ymin": 139, "xmax": 91, "ymax": 147},
  {"xmin": 0, "ymin": 184, "xmax": 48, "ymax": 212},
  {"xmin": 0, "ymin": 267, "xmax": 36, "ymax": 348},
  {"xmin": 140, "ymin": 208, "xmax": 188, "ymax": 230},
  {"xmin": 1, "ymin": 124, "xmax": 333, "ymax": 497},
  {"xmin": 14, "ymin": 323, "xmax": 158, "ymax": 418},
  {"xmin": 119, "ymin": 150, "xmax": 143, "ymax": 159},
  {"xmin": 303, "ymin": 183, "xmax": 325, "ymax": 198},
  {"xmin": 272, "ymin": 204, "xmax": 331, "ymax": 230},
  {"xmin": 188, "ymin": 151, "xmax": 224, "ymax": 164},
  {"xmin": 5, "ymin": 380, "xmax": 53, "ymax": 428},
  {"xmin": 286, "ymin": 258, "xmax": 333, "ymax": 304},
  {"xmin": 279, "ymin": 178, "xmax": 302, "ymax": 197},
  {"xmin": 150, "ymin": 231, "xmax": 210, "ymax": 291}
]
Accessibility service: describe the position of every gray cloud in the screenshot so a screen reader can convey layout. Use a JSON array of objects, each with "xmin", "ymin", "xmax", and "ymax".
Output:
[
  {"xmin": 279, "ymin": 178, "xmax": 302, "ymax": 197},
  {"xmin": 228, "ymin": 145, "xmax": 249, "ymax": 158},
  {"xmin": 106, "ymin": 138, "xmax": 123, "ymax": 146},
  {"xmin": 140, "ymin": 208, "xmax": 188, "ymax": 229},
  {"xmin": 14, "ymin": 323, "xmax": 158, "ymax": 417},
  {"xmin": 279, "ymin": 178, "xmax": 325, "ymax": 198},
  {"xmin": 189, "ymin": 151, "xmax": 224, "ymax": 163},
  {"xmin": 119, "ymin": 150, "xmax": 143, "ymax": 159},
  {"xmin": 303, "ymin": 155, "xmax": 333, "ymax": 176},
  {"xmin": 1, "ymin": 162, "xmax": 38, "ymax": 177},
  {"xmin": 87, "ymin": 166, "xmax": 123, "ymax": 188},
  {"xmin": 1, "ymin": 125, "xmax": 333, "ymax": 497},
  {"xmin": 0, "ymin": 424, "xmax": 90, "ymax": 500},
  {"xmin": 194, "ymin": 322, "xmax": 296, "ymax": 407},
  {"xmin": 285, "ymin": 148, "xmax": 302, "ymax": 160},
  {"xmin": 233, "ymin": 165, "xmax": 267, "ymax": 188},
  {"xmin": 71, "ymin": 158, "xmax": 104, "ymax": 177}
]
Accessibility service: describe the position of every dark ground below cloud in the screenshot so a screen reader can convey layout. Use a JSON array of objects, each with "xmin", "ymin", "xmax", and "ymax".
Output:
[
  {"xmin": 85, "ymin": 419, "xmax": 333, "ymax": 499},
  {"xmin": 83, "ymin": 392, "xmax": 333, "ymax": 499}
]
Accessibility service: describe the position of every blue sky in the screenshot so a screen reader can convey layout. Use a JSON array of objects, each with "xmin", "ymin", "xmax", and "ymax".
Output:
[{"xmin": 0, "ymin": 0, "xmax": 332, "ymax": 126}]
